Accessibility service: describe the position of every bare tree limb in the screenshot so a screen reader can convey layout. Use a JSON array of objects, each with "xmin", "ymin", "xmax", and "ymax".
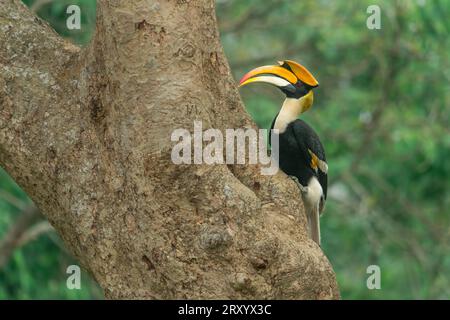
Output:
[
  {"xmin": 16, "ymin": 220, "xmax": 54, "ymax": 247},
  {"xmin": 30, "ymin": 0, "xmax": 53, "ymax": 13},
  {"xmin": 0, "ymin": 205, "xmax": 41, "ymax": 268},
  {"xmin": 0, "ymin": 189, "xmax": 28, "ymax": 210}
]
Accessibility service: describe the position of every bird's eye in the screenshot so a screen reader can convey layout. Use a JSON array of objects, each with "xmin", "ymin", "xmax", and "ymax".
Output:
[{"xmin": 295, "ymin": 82, "xmax": 308, "ymax": 95}]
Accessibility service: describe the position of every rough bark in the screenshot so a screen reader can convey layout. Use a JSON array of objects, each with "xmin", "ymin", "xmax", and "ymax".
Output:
[{"xmin": 0, "ymin": 0, "xmax": 339, "ymax": 299}]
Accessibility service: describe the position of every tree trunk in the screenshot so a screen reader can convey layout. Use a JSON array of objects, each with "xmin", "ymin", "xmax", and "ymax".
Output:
[{"xmin": 0, "ymin": 0, "xmax": 339, "ymax": 299}]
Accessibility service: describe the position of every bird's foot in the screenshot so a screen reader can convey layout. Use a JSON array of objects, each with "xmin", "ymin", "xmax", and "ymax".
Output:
[{"xmin": 289, "ymin": 176, "xmax": 308, "ymax": 195}]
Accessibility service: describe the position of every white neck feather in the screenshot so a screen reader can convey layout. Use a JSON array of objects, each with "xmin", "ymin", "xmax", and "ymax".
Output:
[{"xmin": 273, "ymin": 98, "xmax": 304, "ymax": 133}]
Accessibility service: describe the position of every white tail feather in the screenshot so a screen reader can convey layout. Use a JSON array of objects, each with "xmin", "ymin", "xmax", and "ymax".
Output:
[
  {"xmin": 304, "ymin": 177, "xmax": 322, "ymax": 246},
  {"xmin": 308, "ymin": 204, "xmax": 321, "ymax": 246}
]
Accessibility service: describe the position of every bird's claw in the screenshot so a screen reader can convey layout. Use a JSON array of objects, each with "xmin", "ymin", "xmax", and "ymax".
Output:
[{"xmin": 289, "ymin": 176, "xmax": 309, "ymax": 195}]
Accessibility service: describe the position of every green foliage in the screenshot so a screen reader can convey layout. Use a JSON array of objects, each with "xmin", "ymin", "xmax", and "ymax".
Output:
[
  {"xmin": 0, "ymin": 0, "xmax": 448, "ymax": 299},
  {"xmin": 220, "ymin": 0, "xmax": 449, "ymax": 299},
  {"xmin": 0, "ymin": 170, "xmax": 102, "ymax": 299},
  {"xmin": 22, "ymin": 0, "xmax": 96, "ymax": 45}
]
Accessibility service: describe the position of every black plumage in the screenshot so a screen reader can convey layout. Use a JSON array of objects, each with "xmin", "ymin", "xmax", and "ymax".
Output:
[{"xmin": 270, "ymin": 117, "xmax": 327, "ymax": 205}]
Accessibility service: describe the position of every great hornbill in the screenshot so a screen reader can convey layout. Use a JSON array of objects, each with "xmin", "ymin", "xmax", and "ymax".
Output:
[{"xmin": 239, "ymin": 60, "xmax": 327, "ymax": 246}]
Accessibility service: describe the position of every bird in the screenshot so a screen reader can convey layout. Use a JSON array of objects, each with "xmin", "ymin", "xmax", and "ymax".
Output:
[{"xmin": 239, "ymin": 60, "xmax": 327, "ymax": 246}]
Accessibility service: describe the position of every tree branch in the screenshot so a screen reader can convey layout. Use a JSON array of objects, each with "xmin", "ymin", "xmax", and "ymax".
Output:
[
  {"xmin": 0, "ymin": 205, "xmax": 42, "ymax": 268},
  {"xmin": 0, "ymin": 0, "xmax": 82, "ymax": 210},
  {"xmin": 30, "ymin": 0, "xmax": 53, "ymax": 13}
]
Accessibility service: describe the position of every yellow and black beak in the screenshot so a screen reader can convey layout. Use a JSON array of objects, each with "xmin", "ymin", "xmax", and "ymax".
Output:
[
  {"xmin": 239, "ymin": 60, "xmax": 319, "ymax": 92},
  {"xmin": 239, "ymin": 65, "xmax": 298, "ymax": 88}
]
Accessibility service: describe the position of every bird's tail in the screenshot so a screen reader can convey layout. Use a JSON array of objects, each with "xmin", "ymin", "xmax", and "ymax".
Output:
[{"xmin": 307, "ymin": 204, "xmax": 321, "ymax": 246}]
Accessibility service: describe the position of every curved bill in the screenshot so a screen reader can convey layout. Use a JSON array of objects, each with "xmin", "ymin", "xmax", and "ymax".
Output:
[{"xmin": 239, "ymin": 65, "xmax": 298, "ymax": 88}]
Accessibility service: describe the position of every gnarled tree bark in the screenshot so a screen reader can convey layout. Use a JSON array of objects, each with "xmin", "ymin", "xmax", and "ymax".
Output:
[{"xmin": 0, "ymin": 0, "xmax": 339, "ymax": 299}]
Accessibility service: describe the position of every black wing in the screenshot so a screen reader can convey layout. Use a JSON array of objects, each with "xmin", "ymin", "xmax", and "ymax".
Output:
[{"xmin": 291, "ymin": 119, "xmax": 328, "ymax": 200}]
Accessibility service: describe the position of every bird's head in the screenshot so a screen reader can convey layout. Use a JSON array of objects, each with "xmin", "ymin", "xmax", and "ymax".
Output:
[{"xmin": 239, "ymin": 60, "xmax": 319, "ymax": 113}]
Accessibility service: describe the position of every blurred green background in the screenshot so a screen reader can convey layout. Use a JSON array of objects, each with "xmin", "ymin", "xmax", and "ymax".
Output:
[{"xmin": 0, "ymin": 0, "xmax": 449, "ymax": 299}]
